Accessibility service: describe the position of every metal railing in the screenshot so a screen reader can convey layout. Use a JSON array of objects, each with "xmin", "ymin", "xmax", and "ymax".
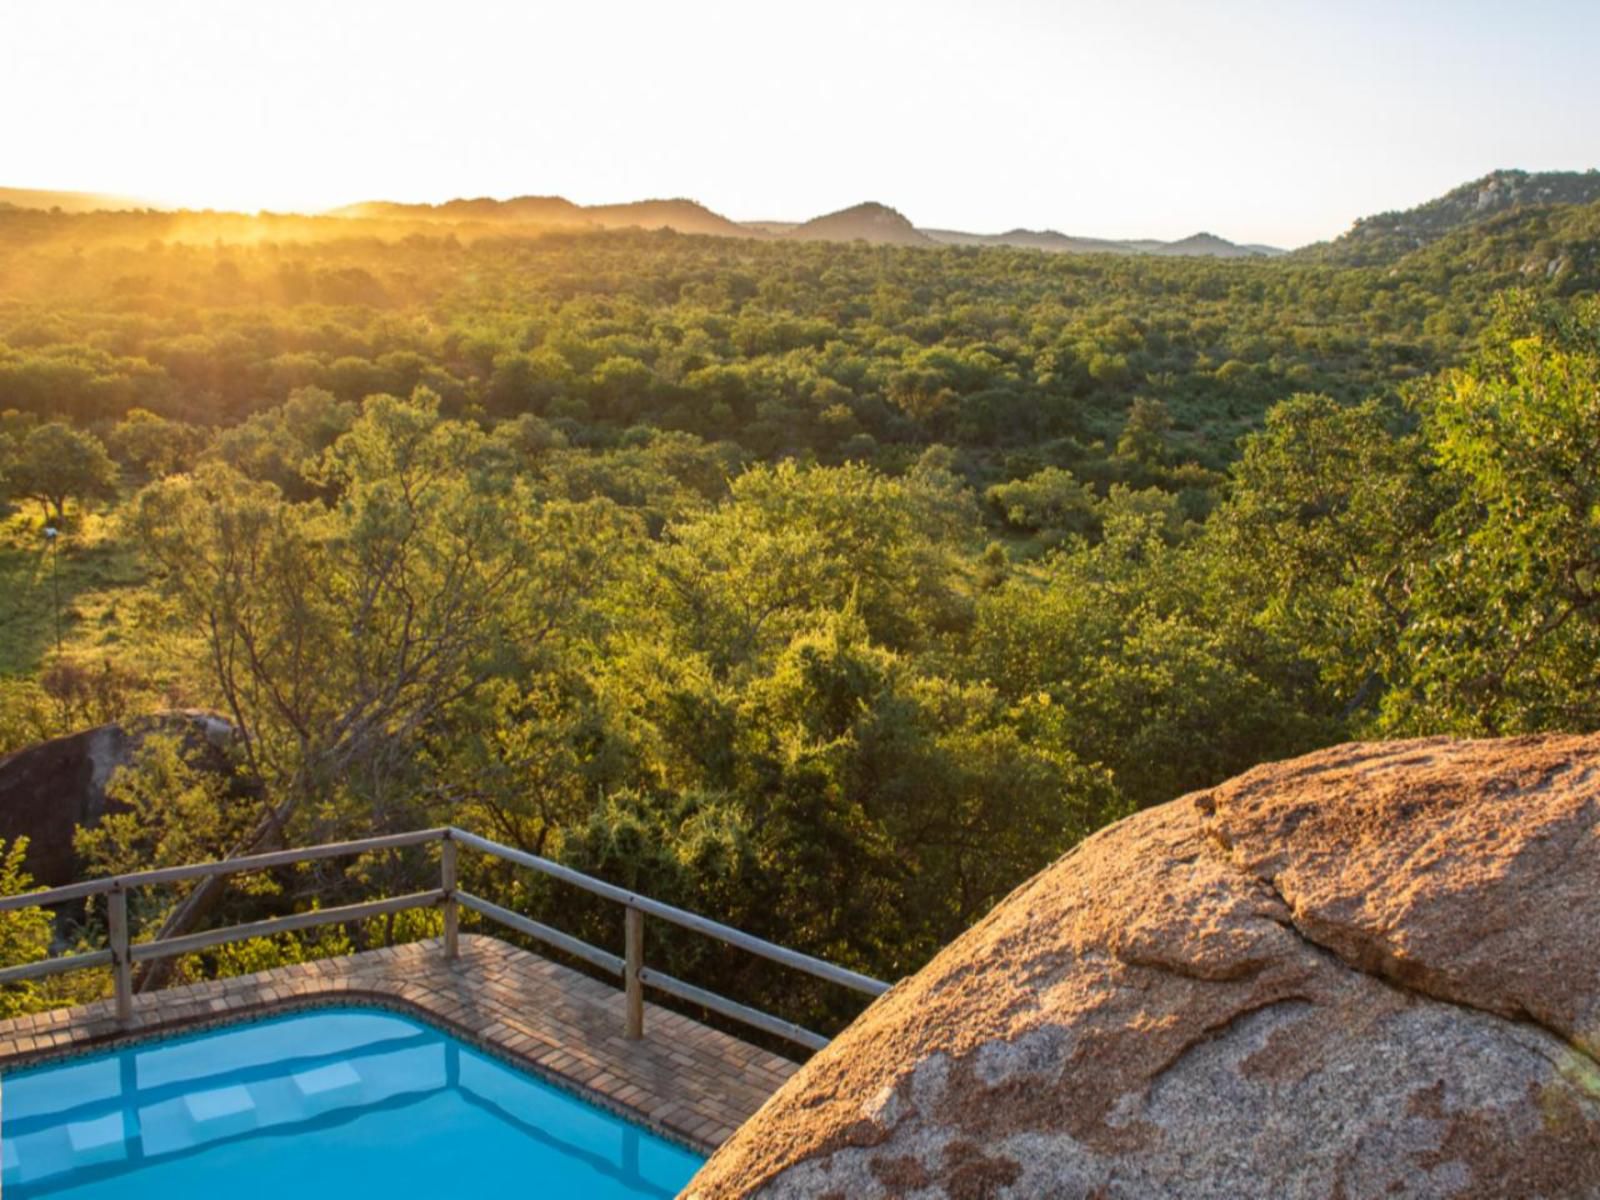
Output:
[{"xmin": 0, "ymin": 827, "xmax": 891, "ymax": 1051}]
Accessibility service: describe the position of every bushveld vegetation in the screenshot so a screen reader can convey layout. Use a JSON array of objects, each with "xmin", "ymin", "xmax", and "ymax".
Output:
[{"xmin": 1, "ymin": 204, "xmax": 1598, "ymax": 1033}]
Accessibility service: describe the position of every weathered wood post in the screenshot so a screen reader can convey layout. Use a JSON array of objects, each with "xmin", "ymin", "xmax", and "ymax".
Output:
[
  {"xmin": 441, "ymin": 833, "xmax": 459, "ymax": 961},
  {"xmin": 624, "ymin": 906, "xmax": 644, "ymax": 1039},
  {"xmin": 108, "ymin": 885, "xmax": 133, "ymax": 1028}
]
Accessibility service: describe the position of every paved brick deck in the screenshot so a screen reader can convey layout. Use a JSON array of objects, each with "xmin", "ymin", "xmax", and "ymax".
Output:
[{"xmin": 0, "ymin": 933, "xmax": 798, "ymax": 1151}]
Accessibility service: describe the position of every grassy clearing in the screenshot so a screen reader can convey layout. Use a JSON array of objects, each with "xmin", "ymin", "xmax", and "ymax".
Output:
[{"xmin": 0, "ymin": 498, "xmax": 203, "ymax": 707}]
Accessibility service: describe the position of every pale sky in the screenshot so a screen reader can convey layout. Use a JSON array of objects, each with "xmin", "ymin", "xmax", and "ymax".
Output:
[{"xmin": 4, "ymin": 0, "xmax": 1598, "ymax": 247}]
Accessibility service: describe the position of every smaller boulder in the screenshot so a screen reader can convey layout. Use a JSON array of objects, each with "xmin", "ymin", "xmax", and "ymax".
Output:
[{"xmin": 0, "ymin": 712, "xmax": 235, "ymax": 884}]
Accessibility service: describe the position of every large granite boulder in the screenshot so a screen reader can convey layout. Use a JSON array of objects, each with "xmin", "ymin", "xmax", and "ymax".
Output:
[
  {"xmin": 0, "ymin": 711, "xmax": 235, "ymax": 884},
  {"xmin": 686, "ymin": 736, "xmax": 1600, "ymax": 1198}
]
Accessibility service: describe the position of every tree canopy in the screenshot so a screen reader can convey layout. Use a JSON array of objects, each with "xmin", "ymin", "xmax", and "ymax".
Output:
[{"xmin": 3, "ymin": 200, "xmax": 1599, "ymax": 1037}]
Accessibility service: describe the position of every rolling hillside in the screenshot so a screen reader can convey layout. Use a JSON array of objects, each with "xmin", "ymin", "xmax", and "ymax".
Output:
[{"xmin": 1302, "ymin": 168, "xmax": 1600, "ymax": 265}]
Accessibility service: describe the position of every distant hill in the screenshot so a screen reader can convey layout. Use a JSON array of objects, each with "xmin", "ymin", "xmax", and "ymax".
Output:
[
  {"xmin": 320, "ymin": 192, "xmax": 1289, "ymax": 254},
  {"xmin": 1303, "ymin": 169, "xmax": 1600, "ymax": 265},
  {"xmin": 786, "ymin": 202, "xmax": 932, "ymax": 246},
  {"xmin": 920, "ymin": 226, "xmax": 1280, "ymax": 258},
  {"xmin": 741, "ymin": 220, "xmax": 799, "ymax": 236},
  {"xmin": 15, "ymin": 174, "xmax": 1585, "ymax": 288},
  {"xmin": 584, "ymin": 199, "xmax": 753, "ymax": 238},
  {"xmin": 330, "ymin": 196, "xmax": 589, "ymax": 225},
  {"xmin": 1395, "ymin": 196, "xmax": 1600, "ymax": 294},
  {"xmin": 0, "ymin": 186, "xmax": 151, "ymax": 213},
  {"xmin": 329, "ymin": 195, "xmax": 751, "ymax": 238},
  {"xmin": 921, "ymin": 228, "xmax": 1130, "ymax": 254},
  {"xmin": 24, "ymin": 172, "xmax": 1600, "ymax": 264},
  {"xmin": 1146, "ymin": 232, "xmax": 1269, "ymax": 258}
]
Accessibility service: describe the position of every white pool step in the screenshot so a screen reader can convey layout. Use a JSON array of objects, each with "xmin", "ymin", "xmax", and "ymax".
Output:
[
  {"xmin": 292, "ymin": 1061, "xmax": 362, "ymax": 1099},
  {"xmin": 65, "ymin": 1112, "xmax": 127, "ymax": 1168},
  {"xmin": 182, "ymin": 1084, "xmax": 258, "ymax": 1138},
  {"xmin": 291, "ymin": 1062, "xmax": 363, "ymax": 1113}
]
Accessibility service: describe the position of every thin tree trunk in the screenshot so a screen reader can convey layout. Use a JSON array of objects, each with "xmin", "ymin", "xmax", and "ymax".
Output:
[{"xmin": 134, "ymin": 802, "xmax": 294, "ymax": 992}]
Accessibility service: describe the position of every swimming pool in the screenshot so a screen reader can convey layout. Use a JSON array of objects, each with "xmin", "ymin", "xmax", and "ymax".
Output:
[{"xmin": 0, "ymin": 1006, "xmax": 704, "ymax": 1198}]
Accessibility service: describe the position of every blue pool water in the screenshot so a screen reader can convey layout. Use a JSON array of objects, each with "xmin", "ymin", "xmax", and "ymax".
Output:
[{"xmin": 0, "ymin": 1007, "xmax": 704, "ymax": 1198}]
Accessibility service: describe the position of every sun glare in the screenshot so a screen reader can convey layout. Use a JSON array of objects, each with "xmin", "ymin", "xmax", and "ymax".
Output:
[{"xmin": 144, "ymin": 180, "xmax": 345, "ymax": 217}]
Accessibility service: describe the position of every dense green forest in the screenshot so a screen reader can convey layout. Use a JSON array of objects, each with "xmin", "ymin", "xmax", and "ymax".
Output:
[{"xmin": 2, "ymin": 199, "xmax": 1599, "ymax": 1036}]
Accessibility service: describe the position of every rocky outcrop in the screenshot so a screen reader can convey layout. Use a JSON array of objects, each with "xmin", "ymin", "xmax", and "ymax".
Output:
[
  {"xmin": 0, "ymin": 712, "xmax": 235, "ymax": 884},
  {"xmin": 1306, "ymin": 168, "xmax": 1600, "ymax": 265},
  {"xmin": 686, "ymin": 736, "xmax": 1600, "ymax": 1198}
]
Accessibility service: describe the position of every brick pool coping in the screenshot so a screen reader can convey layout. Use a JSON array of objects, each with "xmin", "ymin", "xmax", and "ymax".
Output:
[{"xmin": 0, "ymin": 933, "xmax": 798, "ymax": 1152}]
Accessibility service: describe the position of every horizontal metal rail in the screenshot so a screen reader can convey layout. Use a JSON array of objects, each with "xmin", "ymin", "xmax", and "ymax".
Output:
[
  {"xmin": 129, "ymin": 890, "xmax": 444, "ymax": 963},
  {"xmin": 0, "ymin": 948, "xmax": 114, "ymax": 986},
  {"xmin": 638, "ymin": 966, "xmax": 829, "ymax": 1051},
  {"xmin": 450, "ymin": 829, "xmax": 889, "ymax": 997},
  {"xmin": 0, "ymin": 828, "xmax": 446, "ymax": 913},
  {"xmin": 455, "ymin": 890, "xmax": 624, "ymax": 976},
  {"xmin": 0, "ymin": 824, "xmax": 890, "ymax": 1051}
]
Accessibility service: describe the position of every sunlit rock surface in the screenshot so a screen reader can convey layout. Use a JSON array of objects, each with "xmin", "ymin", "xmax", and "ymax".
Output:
[{"xmin": 687, "ymin": 735, "xmax": 1600, "ymax": 1198}]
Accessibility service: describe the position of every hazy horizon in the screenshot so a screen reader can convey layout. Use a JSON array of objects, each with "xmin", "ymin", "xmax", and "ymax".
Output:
[{"xmin": 5, "ymin": 0, "xmax": 1599, "ymax": 247}]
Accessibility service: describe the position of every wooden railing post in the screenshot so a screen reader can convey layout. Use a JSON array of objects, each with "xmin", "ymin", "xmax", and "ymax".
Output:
[
  {"xmin": 624, "ymin": 905, "xmax": 644, "ymax": 1039},
  {"xmin": 441, "ymin": 833, "xmax": 459, "ymax": 961},
  {"xmin": 108, "ymin": 885, "xmax": 133, "ymax": 1028}
]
